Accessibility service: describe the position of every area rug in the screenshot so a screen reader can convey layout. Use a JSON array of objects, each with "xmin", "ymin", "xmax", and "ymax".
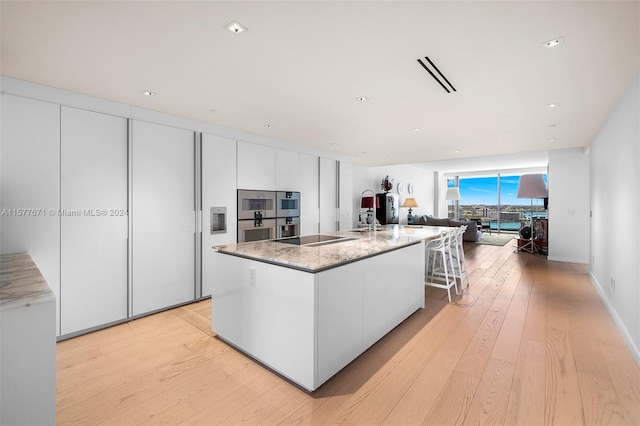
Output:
[{"xmin": 476, "ymin": 233, "xmax": 516, "ymax": 246}]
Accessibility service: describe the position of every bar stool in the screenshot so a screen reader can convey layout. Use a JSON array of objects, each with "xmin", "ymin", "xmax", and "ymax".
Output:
[
  {"xmin": 447, "ymin": 225, "xmax": 470, "ymax": 291},
  {"xmin": 425, "ymin": 231, "xmax": 458, "ymax": 302}
]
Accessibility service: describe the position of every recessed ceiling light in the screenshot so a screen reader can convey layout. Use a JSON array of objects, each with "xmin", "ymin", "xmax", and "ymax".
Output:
[
  {"xmin": 413, "ymin": 128, "xmax": 420, "ymax": 132},
  {"xmin": 330, "ymin": 143, "xmax": 337, "ymax": 147},
  {"xmin": 548, "ymin": 138, "xmax": 557, "ymax": 142},
  {"xmin": 452, "ymin": 150, "xmax": 460, "ymax": 154},
  {"xmin": 225, "ymin": 21, "xmax": 248, "ymax": 35},
  {"xmin": 548, "ymin": 124, "xmax": 557, "ymax": 127},
  {"xmin": 141, "ymin": 90, "xmax": 156, "ymax": 96},
  {"xmin": 209, "ymin": 109, "xmax": 217, "ymax": 113},
  {"xmin": 543, "ymin": 37, "xmax": 564, "ymax": 48},
  {"xmin": 356, "ymin": 96, "xmax": 368, "ymax": 102},
  {"xmin": 264, "ymin": 124, "xmax": 273, "ymax": 128},
  {"xmin": 547, "ymin": 103, "xmax": 558, "ymax": 108}
]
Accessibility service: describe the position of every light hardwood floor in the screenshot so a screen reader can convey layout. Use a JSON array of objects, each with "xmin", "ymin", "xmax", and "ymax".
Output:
[{"xmin": 56, "ymin": 241, "xmax": 640, "ymax": 425}]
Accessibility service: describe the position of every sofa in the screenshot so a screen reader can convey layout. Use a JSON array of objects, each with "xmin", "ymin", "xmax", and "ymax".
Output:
[{"xmin": 411, "ymin": 215, "xmax": 483, "ymax": 242}]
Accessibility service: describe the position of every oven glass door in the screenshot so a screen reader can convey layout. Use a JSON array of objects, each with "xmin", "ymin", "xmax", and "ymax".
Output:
[
  {"xmin": 237, "ymin": 218, "xmax": 276, "ymax": 243},
  {"xmin": 243, "ymin": 227, "xmax": 273, "ymax": 242},
  {"xmin": 276, "ymin": 191, "xmax": 300, "ymax": 217},
  {"xmin": 237, "ymin": 190, "xmax": 277, "ymax": 220}
]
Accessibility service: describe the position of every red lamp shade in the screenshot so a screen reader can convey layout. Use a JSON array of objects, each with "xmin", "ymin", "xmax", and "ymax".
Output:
[{"xmin": 361, "ymin": 196, "xmax": 380, "ymax": 209}]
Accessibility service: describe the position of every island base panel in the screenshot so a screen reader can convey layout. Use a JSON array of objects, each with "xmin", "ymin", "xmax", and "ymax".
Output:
[{"xmin": 211, "ymin": 242, "xmax": 425, "ymax": 391}]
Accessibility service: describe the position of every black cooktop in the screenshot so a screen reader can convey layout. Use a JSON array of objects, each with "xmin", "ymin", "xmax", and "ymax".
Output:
[{"xmin": 277, "ymin": 234, "xmax": 345, "ymax": 246}]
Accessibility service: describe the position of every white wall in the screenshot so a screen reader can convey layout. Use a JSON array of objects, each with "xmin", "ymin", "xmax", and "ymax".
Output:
[
  {"xmin": 352, "ymin": 164, "xmax": 435, "ymax": 225},
  {"xmin": 547, "ymin": 148, "xmax": 590, "ymax": 263},
  {"xmin": 589, "ymin": 71, "xmax": 640, "ymax": 364}
]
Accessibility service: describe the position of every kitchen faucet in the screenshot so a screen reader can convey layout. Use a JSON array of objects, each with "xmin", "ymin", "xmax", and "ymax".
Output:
[{"xmin": 361, "ymin": 189, "xmax": 377, "ymax": 232}]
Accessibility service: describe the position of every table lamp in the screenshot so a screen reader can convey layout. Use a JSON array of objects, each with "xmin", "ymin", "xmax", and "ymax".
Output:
[
  {"xmin": 401, "ymin": 198, "xmax": 418, "ymax": 223},
  {"xmin": 361, "ymin": 195, "xmax": 380, "ymax": 224}
]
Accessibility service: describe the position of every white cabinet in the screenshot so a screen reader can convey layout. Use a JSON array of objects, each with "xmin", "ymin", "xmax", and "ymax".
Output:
[
  {"xmin": 275, "ymin": 149, "xmax": 300, "ymax": 191},
  {"xmin": 1, "ymin": 254, "xmax": 56, "ymax": 426},
  {"xmin": 299, "ymin": 153, "xmax": 319, "ymax": 235},
  {"xmin": 319, "ymin": 157, "xmax": 338, "ymax": 233},
  {"xmin": 317, "ymin": 242, "xmax": 425, "ymax": 385},
  {"xmin": 237, "ymin": 141, "xmax": 276, "ymax": 190},
  {"xmin": 338, "ymin": 161, "xmax": 353, "ymax": 230},
  {"xmin": 60, "ymin": 107, "xmax": 128, "ymax": 334},
  {"xmin": 316, "ymin": 261, "xmax": 364, "ymax": 384},
  {"xmin": 132, "ymin": 121, "xmax": 196, "ymax": 315},
  {"xmin": 0, "ymin": 94, "xmax": 61, "ymax": 335},
  {"xmin": 202, "ymin": 133, "xmax": 237, "ymax": 297}
]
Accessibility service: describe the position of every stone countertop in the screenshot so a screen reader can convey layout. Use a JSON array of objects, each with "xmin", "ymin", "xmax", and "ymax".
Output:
[
  {"xmin": 1, "ymin": 252, "xmax": 55, "ymax": 311},
  {"xmin": 213, "ymin": 225, "xmax": 450, "ymax": 273}
]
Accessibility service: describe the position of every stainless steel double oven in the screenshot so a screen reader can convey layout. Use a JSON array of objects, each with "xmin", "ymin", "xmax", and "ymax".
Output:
[{"xmin": 237, "ymin": 190, "xmax": 300, "ymax": 243}]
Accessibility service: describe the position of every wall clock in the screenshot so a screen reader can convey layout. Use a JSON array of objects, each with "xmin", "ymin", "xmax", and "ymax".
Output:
[
  {"xmin": 408, "ymin": 183, "xmax": 414, "ymax": 194},
  {"xmin": 397, "ymin": 183, "xmax": 404, "ymax": 193}
]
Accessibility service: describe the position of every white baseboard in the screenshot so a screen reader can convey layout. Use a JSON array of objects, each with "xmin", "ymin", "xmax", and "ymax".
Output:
[
  {"xmin": 547, "ymin": 256, "xmax": 588, "ymax": 264},
  {"xmin": 590, "ymin": 271, "xmax": 640, "ymax": 368}
]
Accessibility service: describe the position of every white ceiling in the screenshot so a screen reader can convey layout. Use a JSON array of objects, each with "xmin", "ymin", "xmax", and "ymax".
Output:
[{"xmin": 1, "ymin": 1, "xmax": 638, "ymax": 166}]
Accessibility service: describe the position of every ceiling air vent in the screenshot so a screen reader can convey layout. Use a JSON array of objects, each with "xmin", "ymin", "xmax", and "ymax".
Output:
[{"xmin": 417, "ymin": 56, "xmax": 456, "ymax": 93}]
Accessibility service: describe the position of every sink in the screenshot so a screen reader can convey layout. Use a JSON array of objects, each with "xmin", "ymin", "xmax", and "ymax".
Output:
[{"xmin": 350, "ymin": 227, "xmax": 383, "ymax": 233}]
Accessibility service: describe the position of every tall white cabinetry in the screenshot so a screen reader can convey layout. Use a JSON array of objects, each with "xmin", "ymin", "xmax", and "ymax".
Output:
[
  {"xmin": 338, "ymin": 161, "xmax": 353, "ymax": 230},
  {"xmin": 275, "ymin": 149, "xmax": 300, "ymax": 191},
  {"xmin": 299, "ymin": 153, "xmax": 319, "ymax": 235},
  {"xmin": 60, "ymin": 107, "xmax": 128, "ymax": 334},
  {"xmin": 0, "ymin": 94, "xmax": 62, "ymax": 335},
  {"xmin": 237, "ymin": 141, "xmax": 276, "ymax": 190},
  {"xmin": 202, "ymin": 133, "xmax": 237, "ymax": 297},
  {"xmin": 132, "ymin": 121, "xmax": 196, "ymax": 315},
  {"xmin": 319, "ymin": 157, "xmax": 338, "ymax": 233}
]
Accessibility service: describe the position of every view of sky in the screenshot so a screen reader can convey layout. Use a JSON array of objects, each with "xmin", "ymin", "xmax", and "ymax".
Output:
[{"xmin": 450, "ymin": 175, "xmax": 548, "ymax": 206}]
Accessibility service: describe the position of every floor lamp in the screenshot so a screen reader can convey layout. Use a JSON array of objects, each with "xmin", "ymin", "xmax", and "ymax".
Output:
[
  {"xmin": 445, "ymin": 187, "xmax": 460, "ymax": 219},
  {"xmin": 516, "ymin": 174, "xmax": 548, "ymax": 254}
]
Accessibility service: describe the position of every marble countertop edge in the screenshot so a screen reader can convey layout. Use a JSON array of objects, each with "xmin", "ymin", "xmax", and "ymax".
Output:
[
  {"xmin": 213, "ymin": 225, "xmax": 449, "ymax": 273},
  {"xmin": 1, "ymin": 252, "xmax": 56, "ymax": 310}
]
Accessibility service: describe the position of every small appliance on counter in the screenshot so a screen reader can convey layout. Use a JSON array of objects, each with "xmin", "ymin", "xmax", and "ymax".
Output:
[{"xmin": 237, "ymin": 189, "xmax": 301, "ymax": 243}]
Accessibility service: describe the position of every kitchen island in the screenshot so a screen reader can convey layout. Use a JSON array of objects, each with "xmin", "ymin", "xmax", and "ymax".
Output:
[{"xmin": 210, "ymin": 225, "xmax": 446, "ymax": 391}]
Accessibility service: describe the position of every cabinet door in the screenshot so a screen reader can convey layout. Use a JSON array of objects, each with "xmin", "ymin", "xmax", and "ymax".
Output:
[
  {"xmin": 275, "ymin": 149, "xmax": 300, "ymax": 191},
  {"xmin": 59, "ymin": 107, "xmax": 128, "ymax": 334},
  {"xmin": 237, "ymin": 141, "xmax": 275, "ymax": 190},
  {"xmin": 1, "ymin": 94, "xmax": 61, "ymax": 335},
  {"xmin": 132, "ymin": 121, "xmax": 196, "ymax": 315},
  {"xmin": 299, "ymin": 154, "xmax": 319, "ymax": 235},
  {"xmin": 319, "ymin": 157, "xmax": 337, "ymax": 233},
  {"xmin": 202, "ymin": 133, "xmax": 237, "ymax": 297},
  {"xmin": 338, "ymin": 161, "xmax": 353, "ymax": 230}
]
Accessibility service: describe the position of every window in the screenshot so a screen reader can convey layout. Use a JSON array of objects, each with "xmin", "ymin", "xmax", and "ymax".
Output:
[{"xmin": 453, "ymin": 173, "xmax": 547, "ymax": 232}]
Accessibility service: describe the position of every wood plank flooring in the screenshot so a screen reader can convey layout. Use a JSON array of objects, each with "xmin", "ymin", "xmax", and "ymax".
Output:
[{"xmin": 56, "ymin": 241, "xmax": 640, "ymax": 425}]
